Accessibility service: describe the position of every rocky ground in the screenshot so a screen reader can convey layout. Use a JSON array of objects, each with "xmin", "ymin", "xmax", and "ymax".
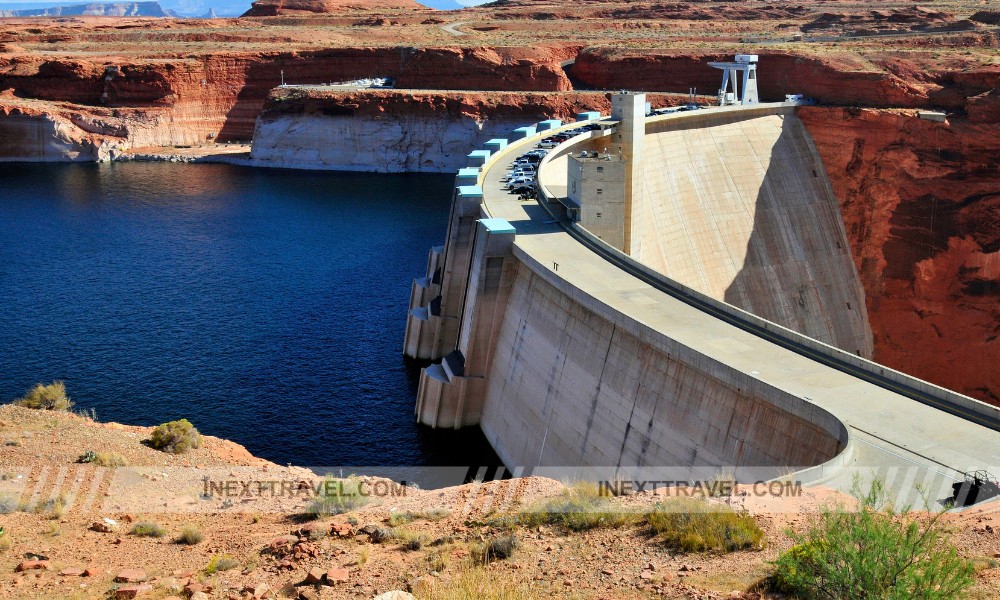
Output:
[{"xmin": 1, "ymin": 405, "xmax": 1000, "ymax": 599}]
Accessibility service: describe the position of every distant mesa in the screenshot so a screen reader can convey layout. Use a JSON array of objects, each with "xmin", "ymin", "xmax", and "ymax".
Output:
[
  {"xmin": 0, "ymin": 1, "xmax": 171, "ymax": 16},
  {"xmin": 242, "ymin": 0, "xmax": 422, "ymax": 16}
]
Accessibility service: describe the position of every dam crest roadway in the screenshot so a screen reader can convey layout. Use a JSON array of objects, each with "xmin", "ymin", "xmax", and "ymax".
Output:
[{"xmin": 402, "ymin": 83, "xmax": 1000, "ymax": 507}]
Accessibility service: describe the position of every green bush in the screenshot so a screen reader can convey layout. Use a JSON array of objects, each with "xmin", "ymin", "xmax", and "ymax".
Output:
[
  {"xmin": 303, "ymin": 476, "xmax": 371, "ymax": 519},
  {"xmin": 517, "ymin": 481, "xmax": 639, "ymax": 532},
  {"xmin": 771, "ymin": 478, "xmax": 974, "ymax": 599},
  {"xmin": 14, "ymin": 382, "xmax": 73, "ymax": 411},
  {"xmin": 148, "ymin": 419, "xmax": 201, "ymax": 454},
  {"xmin": 176, "ymin": 525, "xmax": 204, "ymax": 545},
  {"xmin": 647, "ymin": 497, "xmax": 764, "ymax": 553},
  {"xmin": 129, "ymin": 522, "xmax": 166, "ymax": 538}
]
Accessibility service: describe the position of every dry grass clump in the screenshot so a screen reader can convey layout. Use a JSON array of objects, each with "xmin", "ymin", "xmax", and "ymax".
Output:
[
  {"xmin": 129, "ymin": 522, "xmax": 166, "ymax": 538},
  {"xmin": 148, "ymin": 418, "xmax": 201, "ymax": 454},
  {"xmin": 13, "ymin": 382, "xmax": 73, "ymax": 411},
  {"xmin": 176, "ymin": 525, "xmax": 204, "ymax": 545},
  {"xmin": 473, "ymin": 535, "xmax": 518, "ymax": 565},
  {"xmin": 388, "ymin": 507, "xmax": 451, "ymax": 526},
  {"xmin": 303, "ymin": 476, "xmax": 371, "ymax": 519},
  {"xmin": 422, "ymin": 564, "xmax": 533, "ymax": 599},
  {"xmin": 517, "ymin": 481, "xmax": 639, "ymax": 531},
  {"xmin": 647, "ymin": 497, "xmax": 764, "ymax": 553}
]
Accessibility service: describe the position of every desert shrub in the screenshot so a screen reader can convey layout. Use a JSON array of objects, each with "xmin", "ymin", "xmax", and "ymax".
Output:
[
  {"xmin": 37, "ymin": 495, "xmax": 67, "ymax": 519},
  {"xmin": 474, "ymin": 535, "xmax": 518, "ymax": 565},
  {"xmin": 518, "ymin": 481, "xmax": 639, "ymax": 532},
  {"xmin": 176, "ymin": 525, "xmax": 204, "ymax": 545},
  {"xmin": 129, "ymin": 522, "xmax": 166, "ymax": 538},
  {"xmin": 428, "ymin": 548, "xmax": 449, "ymax": 572},
  {"xmin": 367, "ymin": 526, "xmax": 398, "ymax": 544},
  {"xmin": 388, "ymin": 511, "xmax": 417, "ymax": 526},
  {"xmin": 646, "ymin": 497, "xmax": 764, "ymax": 553},
  {"xmin": 14, "ymin": 382, "xmax": 73, "ymax": 411},
  {"xmin": 401, "ymin": 537, "xmax": 423, "ymax": 552},
  {"xmin": 0, "ymin": 526, "xmax": 9, "ymax": 553},
  {"xmin": 77, "ymin": 450, "xmax": 128, "ymax": 467},
  {"xmin": 204, "ymin": 554, "xmax": 240, "ymax": 574},
  {"xmin": 148, "ymin": 419, "xmax": 201, "ymax": 454},
  {"xmin": 771, "ymin": 478, "xmax": 974, "ymax": 599},
  {"xmin": 303, "ymin": 476, "xmax": 370, "ymax": 519}
]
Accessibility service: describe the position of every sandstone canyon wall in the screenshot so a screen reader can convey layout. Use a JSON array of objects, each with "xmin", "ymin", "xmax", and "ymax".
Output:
[
  {"xmin": 0, "ymin": 45, "xmax": 575, "ymax": 158},
  {"xmin": 250, "ymin": 90, "xmax": 621, "ymax": 172},
  {"xmin": 800, "ymin": 107, "xmax": 1000, "ymax": 403}
]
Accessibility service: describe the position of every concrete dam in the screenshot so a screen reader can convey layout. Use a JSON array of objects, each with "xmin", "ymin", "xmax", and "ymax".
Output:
[{"xmin": 403, "ymin": 91, "xmax": 1000, "ymax": 499}]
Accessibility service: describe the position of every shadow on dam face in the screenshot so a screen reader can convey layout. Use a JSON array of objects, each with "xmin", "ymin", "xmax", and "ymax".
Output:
[
  {"xmin": 722, "ymin": 117, "xmax": 873, "ymax": 357},
  {"xmin": 631, "ymin": 111, "xmax": 874, "ymax": 358}
]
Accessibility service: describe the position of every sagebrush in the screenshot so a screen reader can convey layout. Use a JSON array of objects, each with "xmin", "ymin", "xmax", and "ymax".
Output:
[
  {"xmin": 148, "ymin": 419, "xmax": 201, "ymax": 454},
  {"xmin": 14, "ymin": 381, "xmax": 73, "ymax": 411},
  {"xmin": 771, "ymin": 478, "xmax": 974, "ymax": 599}
]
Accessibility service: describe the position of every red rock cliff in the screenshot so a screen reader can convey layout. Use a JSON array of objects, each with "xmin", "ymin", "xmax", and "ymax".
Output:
[
  {"xmin": 0, "ymin": 46, "xmax": 574, "ymax": 143},
  {"xmin": 570, "ymin": 48, "xmax": 1000, "ymax": 112},
  {"xmin": 800, "ymin": 107, "xmax": 1000, "ymax": 404}
]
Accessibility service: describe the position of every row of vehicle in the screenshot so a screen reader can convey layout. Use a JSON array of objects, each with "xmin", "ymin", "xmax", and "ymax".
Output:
[
  {"xmin": 501, "ymin": 123, "xmax": 604, "ymax": 197},
  {"xmin": 501, "ymin": 147, "xmax": 546, "ymax": 196}
]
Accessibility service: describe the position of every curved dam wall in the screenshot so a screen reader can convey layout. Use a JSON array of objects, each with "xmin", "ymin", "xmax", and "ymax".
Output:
[{"xmin": 478, "ymin": 250, "xmax": 849, "ymax": 470}]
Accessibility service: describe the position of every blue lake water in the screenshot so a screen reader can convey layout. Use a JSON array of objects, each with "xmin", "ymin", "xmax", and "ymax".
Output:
[{"xmin": 0, "ymin": 162, "xmax": 500, "ymax": 471}]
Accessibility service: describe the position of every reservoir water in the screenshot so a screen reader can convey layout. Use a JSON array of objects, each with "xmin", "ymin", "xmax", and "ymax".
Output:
[{"xmin": 0, "ymin": 162, "xmax": 501, "ymax": 470}]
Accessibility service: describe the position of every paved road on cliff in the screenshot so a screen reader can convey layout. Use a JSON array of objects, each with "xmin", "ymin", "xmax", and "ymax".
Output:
[{"xmin": 441, "ymin": 21, "xmax": 469, "ymax": 36}]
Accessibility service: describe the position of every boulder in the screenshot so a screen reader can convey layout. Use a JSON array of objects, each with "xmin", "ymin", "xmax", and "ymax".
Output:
[
  {"xmin": 303, "ymin": 567, "xmax": 324, "ymax": 585},
  {"xmin": 114, "ymin": 583, "xmax": 153, "ymax": 598},
  {"xmin": 115, "ymin": 568, "xmax": 148, "ymax": 583},
  {"xmin": 15, "ymin": 560, "xmax": 49, "ymax": 572}
]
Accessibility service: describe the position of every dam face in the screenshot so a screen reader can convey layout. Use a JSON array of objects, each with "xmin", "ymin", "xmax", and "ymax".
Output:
[
  {"xmin": 543, "ymin": 107, "xmax": 874, "ymax": 357},
  {"xmin": 404, "ymin": 100, "xmax": 1000, "ymax": 495},
  {"xmin": 636, "ymin": 113, "xmax": 874, "ymax": 357}
]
